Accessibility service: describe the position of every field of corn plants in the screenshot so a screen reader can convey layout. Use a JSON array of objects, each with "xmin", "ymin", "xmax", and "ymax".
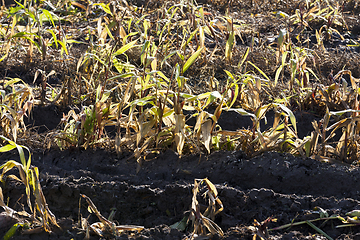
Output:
[{"xmin": 1, "ymin": 0, "xmax": 360, "ymax": 239}]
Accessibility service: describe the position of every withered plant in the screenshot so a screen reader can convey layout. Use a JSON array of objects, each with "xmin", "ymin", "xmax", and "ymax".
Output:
[
  {"xmin": 185, "ymin": 178, "xmax": 223, "ymax": 239},
  {"xmin": 79, "ymin": 194, "xmax": 144, "ymax": 238}
]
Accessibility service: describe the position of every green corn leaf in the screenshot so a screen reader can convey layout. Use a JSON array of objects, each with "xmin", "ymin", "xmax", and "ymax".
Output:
[
  {"xmin": 183, "ymin": 29, "xmax": 198, "ymax": 51},
  {"xmin": 105, "ymin": 24, "xmax": 114, "ymax": 40},
  {"xmin": 157, "ymin": 71, "xmax": 169, "ymax": 82},
  {"xmin": 66, "ymin": 39, "xmax": 85, "ymax": 44},
  {"xmin": 227, "ymin": 108, "xmax": 256, "ymax": 119},
  {"xmin": 274, "ymin": 65, "xmax": 283, "ymax": 87},
  {"xmin": 223, "ymin": 70, "xmax": 235, "ymax": 80},
  {"xmin": 306, "ymin": 67, "xmax": 320, "ymax": 81},
  {"xmin": 229, "ymin": 84, "xmax": 239, "ymax": 108},
  {"xmin": 58, "ymin": 39, "xmax": 68, "ymax": 55},
  {"xmin": 0, "ymin": 52, "xmax": 8, "ymax": 62},
  {"xmin": 225, "ymin": 30, "xmax": 235, "ymax": 62},
  {"xmin": 238, "ymin": 47, "xmax": 250, "ymax": 69},
  {"xmin": 183, "ymin": 47, "xmax": 203, "ymax": 73},
  {"xmin": 107, "ymin": 72, "xmax": 135, "ymax": 81},
  {"xmin": 0, "ymin": 144, "xmax": 17, "ymax": 152},
  {"xmin": 3, "ymin": 223, "xmax": 25, "ymax": 240},
  {"xmin": 306, "ymin": 221, "xmax": 333, "ymax": 240},
  {"xmin": 129, "ymin": 95, "xmax": 154, "ymax": 107},
  {"xmin": 93, "ymin": 3, "xmax": 113, "ymax": 15},
  {"xmin": 176, "ymin": 51, "xmax": 184, "ymax": 61},
  {"xmin": 47, "ymin": 29, "xmax": 58, "ymax": 48},
  {"xmin": 4, "ymin": 78, "xmax": 23, "ymax": 88},
  {"xmin": 274, "ymin": 103, "xmax": 297, "ymax": 133},
  {"xmin": 203, "ymin": 91, "xmax": 222, "ymax": 109},
  {"xmin": 42, "ymin": 9, "xmax": 56, "ymax": 27},
  {"xmin": 248, "ymin": 61, "xmax": 270, "ymax": 82},
  {"xmin": 329, "ymin": 109, "xmax": 360, "ymax": 116},
  {"xmin": 161, "ymin": 50, "xmax": 177, "ymax": 68},
  {"xmin": 95, "ymin": 85, "xmax": 102, "ymax": 102},
  {"xmin": 114, "ymin": 39, "xmax": 138, "ymax": 56},
  {"xmin": 170, "ymin": 216, "xmax": 188, "ymax": 231},
  {"xmin": 276, "ymin": 11, "xmax": 289, "ymax": 19},
  {"xmin": 346, "ymin": 210, "xmax": 360, "ymax": 217}
]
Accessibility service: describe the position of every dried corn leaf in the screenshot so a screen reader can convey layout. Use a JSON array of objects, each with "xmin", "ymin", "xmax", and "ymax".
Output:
[
  {"xmin": 202, "ymin": 120, "xmax": 212, "ymax": 154},
  {"xmin": 116, "ymin": 225, "xmax": 144, "ymax": 232},
  {"xmin": 201, "ymin": 215, "xmax": 224, "ymax": 236},
  {"xmin": 81, "ymin": 194, "xmax": 143, "ymax": 237},
  {"xmin": 174, "ymin": 113, "xmax": 185, "ymax": 155},
  {"xmin": 137, "ymin": 116, "xmax": 156, "ymax": 146}
]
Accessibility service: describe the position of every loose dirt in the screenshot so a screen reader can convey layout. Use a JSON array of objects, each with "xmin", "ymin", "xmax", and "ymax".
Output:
[{"xmin": 2, "ymin": 144, "xmax": 360, "ymax": 239}]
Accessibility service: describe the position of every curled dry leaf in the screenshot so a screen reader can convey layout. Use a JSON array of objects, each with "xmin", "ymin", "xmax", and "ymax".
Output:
[
  {"xmin": 202, "ymin": 119, "xmax": 212, "ymax": 154},
  {"xmin": 174, "ymin": 113, "xmax": 185, "ymax": 155},
  {"xmin": 80, "ymin": 194, "xmax": 144, "ymax": 238}
]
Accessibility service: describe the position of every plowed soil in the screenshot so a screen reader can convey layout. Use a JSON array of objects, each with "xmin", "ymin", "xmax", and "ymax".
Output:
[{"xmin": 2, "ymin": 144, "xmax": 360, "ymax": 239}]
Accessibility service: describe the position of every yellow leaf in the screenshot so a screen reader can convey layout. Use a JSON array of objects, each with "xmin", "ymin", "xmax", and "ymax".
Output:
[
  {"xmin": 174, "ymin": 114, "xmax": 185, "ymax": 155},
  {"xmin": 202, "ymin": 120, "xmax": 212, "ymax": 154}
]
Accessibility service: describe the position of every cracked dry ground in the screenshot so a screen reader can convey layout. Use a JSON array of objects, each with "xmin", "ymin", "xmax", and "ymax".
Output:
[{"xmin": 1, "ymin": 148, "xmax": 360, "ymax": 240}]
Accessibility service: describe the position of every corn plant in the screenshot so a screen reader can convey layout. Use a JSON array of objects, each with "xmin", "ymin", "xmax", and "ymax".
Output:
[
  {"xmin": 272, "ymin": 29, "xmax": 319, "ymax": 89},
  {"xmin": 291, "ymin": 69, "xmax": 360, "ymax": 162},
  {"xmin": 182, "ymin": 178, "xmax": 223, "ymax": 239},
  {"xmin": 309, "ymin": 108, "xmax": 360, "ymax": 163},
  {"xmin": 1, "ymin": 0, "xmax": 64, "ymax": 62},
  {"xmin": 55, "ymin": 85, "xmax": 113, "ymax": 149},
  {"xmin": 0, "ymin": 135, "xmax": 59, "ymax": 235},
  {"xmin": 0, "ymin": 78, "xmax": 34, "ymax": 142},
  {"xmin": 252, "ymin": 217, "xmax": 277, "ymax": 240}
]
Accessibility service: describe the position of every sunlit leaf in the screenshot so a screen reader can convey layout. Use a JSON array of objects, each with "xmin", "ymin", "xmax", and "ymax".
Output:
[
  {"xmin": 174, "ymin": 114, "xmax": 185, "ymax": 155},
  {"xmin": 329, "ymin": 109, "xmax": 360, "ymax": 116},
  {"xmin": 202, "ymin": 120, "xmax": 212, "ymax": 154},
  {"xmin": 93, "ymin": 3, "xmax": 113, "ymax": 15},
  {"xmin": 183, "ymin": 47, "xmax": 203, "ymax": 73},
  {"xmin": 248, "ymin": 61, "xmax": 270, "ymax": 82},
  {"xmin": 114, "ymin": 40, "xmax": 138, "ymax": 56},
  {"xmin": 274, "ymin": 103, "xmax": 297, "ymax": 133},
  {"xmin": 225, "ymin": 30, "xmax": 235, "ymax": 62},
  {"xmin": 227, "ymin": 108, "xmax": 256, "ymax": 119},
  {"xmin": 3, "ymin": 223, "xmax": 25, "ymax": 240},
  {"xmin": 0, "ymin": 144, "xmax": 17, "ymax": 152},
  {"xmin": 276, "ymin": 11, "xmax": 289, "ymax": 19}
]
